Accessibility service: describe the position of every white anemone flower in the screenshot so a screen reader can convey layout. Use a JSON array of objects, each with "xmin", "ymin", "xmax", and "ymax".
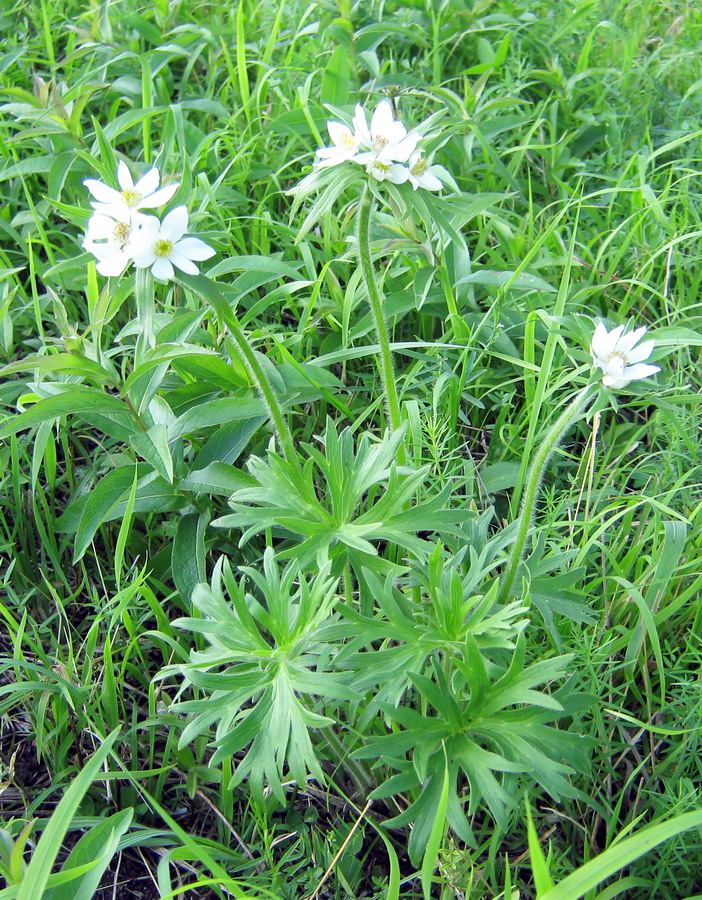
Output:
[
  {"xmin": 130, "ymin": 206, "xmax": 215, "ymax": 281},
  {"xmin": 314, "ymin": 119, "xmax": 363, "ymax": 168},
  {"xmin": 353, "ymin": 99, "xmax": 419, "ymax": 164},
  {"xmin": 82, "ymin": 209, "xmax": 145, "ymax": 277},
  {"xmin": 590, "ymin": 322, "xmax": 660, "ymax": 389},
  {"xmin": 84, "ymin": 161, "xmax": 180, "ymax": 218},
  {"xmin": 366, "ymin": 159, "xmax": 410, "ymax": 184},
  {"xmin": 407, "ymin": 152, "xmax": 443, "ymax": 191}
]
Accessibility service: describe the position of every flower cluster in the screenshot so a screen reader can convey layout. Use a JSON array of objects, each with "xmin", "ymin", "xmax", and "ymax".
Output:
[
  {"xmin": 590, "ymin": 322, "xmax": 660, "ymax": 389},
  {"xmin": 314, "ymin": 99, "xmax": 444, "ymax": 191},
  {"xmin": 83, "ymin": 161, "xmax": 215, "ymax": 280}
]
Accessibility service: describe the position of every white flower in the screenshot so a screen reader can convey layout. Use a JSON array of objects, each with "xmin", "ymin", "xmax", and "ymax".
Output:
[
  {"xmin": 366, "ymin": 159, "xmax": 409, "ymax": 184},
  {"xmin": 590, "ymin": 323, "xmax": 660, "ymax": 389},
  {"xmin": 314, "ymin": 119, "xmax": 363, "ymax": 169},
  {"xmin": 130, "ymin": 206, "xmax": 215, "ymax": 281},
  {"xmin": 352, "ymin": 100, "xmax": 419, "ymax": 164},
  {"xmin": 84, "ymin": 161, "xmax": 180, "ymax": 218},
  {"xmin": 407, "ymin": 152, "xmax": 443, "ymax": 191},
  {"xmin": 82, "ymin": 209, "xmax": 145, "ymax": 277}
]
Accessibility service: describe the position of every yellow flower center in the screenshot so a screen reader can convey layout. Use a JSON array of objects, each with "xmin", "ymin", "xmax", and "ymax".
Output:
[
  {"xmin": 372, "ymin": 136, "xmax": 388, "ymax": 152},
  {"xmin": 339, "ymin": 132, "xmax": 355, "ymax": 149},
  {"xmin": 411, "ymin": 157, "xmax": 429, "ymax": 176},
  {"xmin": 372, "ymin": 161, "xmax": 390, "ymax": 174},
  {"xmin": 121, "ymin": 188, "xmax": 142, "ymax": 208},
  {"xmin": 607, "ymin": 351, "xmax": 629, "ymax": 372},
  {"xmin": 154, "ymin": 239, "xmax": 173, "ymax": 258},
  {"xmin": 113, "ymin": 220, "xmax": 131, "ymax": 247}
]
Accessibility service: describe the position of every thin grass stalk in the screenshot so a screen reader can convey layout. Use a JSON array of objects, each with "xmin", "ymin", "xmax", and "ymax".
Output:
[{"xmin": 135, "ymin": 266, "xmax": 154, "ymax": 360}]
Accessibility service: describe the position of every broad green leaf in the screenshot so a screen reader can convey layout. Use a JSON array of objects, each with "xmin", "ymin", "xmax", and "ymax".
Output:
[
  {"xmin": 178, "ymin": 462, "xmax": 254, "ymax": 496},
  {"xmin": 129, "ymin": 424, "xmax": 174, "ymax": 482},
  {"xmin": 168, "ymin": 398, "xmax": 265, "ymax": 441},
  {"xmin": 1, "ymin": 353, "xmax": 114, "ymax": 382},
  {"xmin": 321, "ymin": 45, "xmax": 350, "ymax": 106},
  {"xmin": 0, "ymin": 389, "xmax": 133, "ymax": 438},
  {"xmin": 73, "ymin": 467, "xmax": 137, "ymax": 562},
  {"xmin": 172, "ymin": 512, "xmax": 209, "ymax": 605},
  {"xmin": 457, "ymin": 269, "xmax": 556, "ymax": 293},
  {"xmin": 207, "ymin": 255, "xmax": 302, "ymax": 281},
  {"xmin": 47, "ymin": 809, "xmax": 133, "ymax": 900}
]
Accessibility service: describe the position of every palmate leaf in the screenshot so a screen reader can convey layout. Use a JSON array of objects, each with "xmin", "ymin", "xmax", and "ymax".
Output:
[
  {"xmin": 163, "ymin": 549, "xmax": 359, "ymax": 801},
  {"xmin": 332, "ymin": 560, "xmax": 530, "ymax": 708},
  {"xmin": 213, "ymin": 420, "xmax": 475, "ymax": 577},
  {"xmin": 354, "ymin": 635, "xmax": 588, "ymax": 864}
]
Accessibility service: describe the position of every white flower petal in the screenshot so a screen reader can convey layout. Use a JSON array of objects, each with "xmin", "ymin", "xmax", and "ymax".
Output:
[
  {"xmin": 386, "ymin": 164, "xmax": 410, "ymax": 185},
  {"xmin": 151, "ymin": 256, "xmax": 174, "ymax": 280},
  {"xmin": 600, "ymin": 323, "xmax": 626, "ymax": 360},
  {"xmin": 134, "ymin": 167, "xmax": 160, "ymax": 197},
  {"xmin": 96, "ymin": 251, "xmax": 131, "ymax": 277},
  {"xmin": 617, "ymin": 325, "xmax": 648, "ymax": 355},
  {"xmin": 169, "ymin": 252, "xmax": 200, "ymax": 274},
  {"xmin": 622, "ymin": 363, "xmax": 660, "ymax": 381},
  {"xmin": 370, "ymin": 100, "xmax": 394, "ymax": 134},
  {"xmin": 173, "ymin": 237, "xmax": 215, "ymax": 261},
  {"xmin": 352, "ymin": 104, "xmax": 370, "ymax": 146},
  {"xmin": 84, "ymin": 179, "xmax": 121, "ymax": 205},
  {"xmin": 370, "ymin": 100, "xmax": 406, "ymax": 146},
  {"xmin": 138, "ymin": 183, "xmax": 179, "ymax": 208},
  {"xmin": 132, "ymin": 247, "xmax": 158, "ymax": 267},
  {"xmin": 602, "ymin": 373, "xmax": 629, "ymax": 389},
  {"xmin": 327, "ymin": 121, "xmax": 351, "ymax": 145},
  {"xmin": 134, "ymin": 213, "xmax": 160, "ymax": 235},
  {"xmin": 85, "ymin": 213, "xmax": 117, "ymax": 239},
  {"xmin": 160, "ymin": 206, "xmax": 188, "ymax": 241},
  {"xmin": 418, "ymin": 169, "xmax": 443, "ymax": 191},
  {"xmin": 591, "ymin": 321, "xmax": 660, "ymax": 389},
  {"xmin": 313, "ymin": 155, "xmax": 343, "ymax": 169},
  {"xmin": 117, "ymin": 161, "xmax": 134, "ymax": 191},
  {"xmin": 90, "ymin": 199, "xmax": 131, "ymax": 217},
  {"xmin": 83, "ymin": 238, "xmax": 111, "ymax": 260},
  {"xmin": 625, "ymin": 339, "xmax": 655, "ymax": 364},
  {"xmin": 604, "ymin": 355, "xmax": 626, "ymax": 379},
  {"xmin": 590, "ymin": 322, "xmax": 609, "ymax": 359},
  {"xmin": 385, "ymin": 133, "xmax": 419, "ymax": 163}
]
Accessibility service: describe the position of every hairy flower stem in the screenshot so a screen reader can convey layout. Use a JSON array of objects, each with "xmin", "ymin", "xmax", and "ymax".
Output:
[
  {"xmin": 357, "ymin": 184, "xmax": 405, "ymax": 462},
  {"xmin": 497, "ymin": 385, "xmax": 596, "ymax": 606},
  {"xmin": 175, "ymin": 273, "xmax": 301, "ymax": 473},
  {"xmin": 320, "ymin": 723, "xmax": 374, "ymax": 796},
  {"xmin": 226, "ymin": 318, "xmax": 300, "ymax": 472},
  {"xmin": 135, "ymin": 266, "xmax": 155, "ymax": 361}
]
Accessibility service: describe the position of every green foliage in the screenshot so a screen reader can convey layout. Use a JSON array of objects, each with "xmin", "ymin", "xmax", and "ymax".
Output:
[
  {"xmin": 165, "ymin": 550, "xmax": 353, "ymax": 801},
  {"xmin": 1, "ymin": 0, "xmax": 702, "ymax": 897},
  {"xmin": 214, "ymin": 420, "xmax": 474, "ymax": 578}
]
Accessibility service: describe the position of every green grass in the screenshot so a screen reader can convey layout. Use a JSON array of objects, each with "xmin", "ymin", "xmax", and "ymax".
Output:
[{"xmin": 1, "ymin": 0, "xmax": 702, "ymax": 897}]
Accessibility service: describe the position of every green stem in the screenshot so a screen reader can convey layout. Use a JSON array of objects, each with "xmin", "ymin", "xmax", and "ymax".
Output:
[
  {"xmin": 357, "ymin": 184, "xmax": 404, "ymax": 452},
  {"xmin": 226, "ymin": 317, "xmax": 300, "ymax": 471},
  {"xmin": 320, "ymin": 723, "xmax": 374, "ymax": 797},
  {"xmin": 497, "ymin": 384, "xmax": 595, "ymax": 606},
  {"xmin": 175, "ymin": 273, "xmax": 300, "ymax": 472},
  {"xmin": 343, "ymin": 562, "xmax": 354, "ymax": 607}
]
